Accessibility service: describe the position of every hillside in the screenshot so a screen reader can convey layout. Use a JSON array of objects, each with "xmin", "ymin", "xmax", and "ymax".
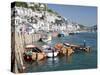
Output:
[{"xmin": 11, "ymin": 2, "xmax": 93, "ymax": 34}]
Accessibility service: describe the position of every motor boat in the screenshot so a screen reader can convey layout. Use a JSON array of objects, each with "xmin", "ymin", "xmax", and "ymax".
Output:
[
  {"xmin": 42, "ymin": 35, "xmax": 52, "ymax": 43},
  {"xmin": 42, "ymin": 45, "xmax": 58, "ymax": 58}
]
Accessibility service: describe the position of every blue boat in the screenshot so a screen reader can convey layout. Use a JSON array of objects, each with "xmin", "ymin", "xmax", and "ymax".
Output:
[{"xmin": 58, "ymin": 31, "xmax": 66, "ymax": 37}]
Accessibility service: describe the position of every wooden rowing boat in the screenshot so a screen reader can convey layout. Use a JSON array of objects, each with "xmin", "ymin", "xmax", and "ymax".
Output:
[{"xmin": 24, "ymin": 44, "xmax": 46, "ymax": 61}]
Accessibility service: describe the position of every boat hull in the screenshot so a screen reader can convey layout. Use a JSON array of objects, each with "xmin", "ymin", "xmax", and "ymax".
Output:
[
  {"xmin": 46, "ymin": 52, "xmax": 58, "ymax": 58},
  {"xmin": 32, "ymin": 52, "xmax": 46, "ymax": 61}
]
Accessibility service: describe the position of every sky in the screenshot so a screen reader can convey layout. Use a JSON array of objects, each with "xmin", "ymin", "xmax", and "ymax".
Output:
[{"xmin": 48, "ymin": 4, "xmax": 97, "ymax": 26}]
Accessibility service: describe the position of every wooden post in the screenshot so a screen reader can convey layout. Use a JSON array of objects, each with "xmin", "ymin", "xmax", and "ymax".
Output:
[
  {"xmin": 52, "ymin": 49, "xmax": 54, "ymax": 58},
  {"xmin": 66, "ymin": 48, "xmax": 68, "ymax": 56},
  {"xmin": 32, "ymin": 33, "xmax": 33, "ymax": 44},
  {"xmin": 52, "ymin": 49, "xmax": 55, "ymax": 64},
  {"xmin": 83, "ymin": 40, "xmax": 86, "ymax": 47},
  {"xmin": 85, "ymin": 47, "xmax": 91, "ymax": 53},
  {"xmin": 36, "ymin": 52, "xmax": 38, "ymax": 61}
]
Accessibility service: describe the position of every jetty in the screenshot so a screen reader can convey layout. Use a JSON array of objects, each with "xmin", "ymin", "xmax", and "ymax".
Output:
[
  {"xmin": 63, "ymin": 43, "xmax": 91, "ymax": 52},
  {"xmin": 54, "ymin": 41, "xmax": 91, "ymax": 56}
]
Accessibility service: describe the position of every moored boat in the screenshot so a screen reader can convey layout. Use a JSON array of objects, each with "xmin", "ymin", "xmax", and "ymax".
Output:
[
  {"xmin": 42, "ymin": 35, "xmax": 52, "ymax": 43},
  {"xmin": 24, "ymin": 44, "xmax": 46, "ymax": 61},
  {"xmin": 42, "ymin": 45, "xmax": 58, "ymax": 58},
  {"xmin": 46, "ymin": 52, "xmax": 58, "ymax": 58},
  {"xmin": 58, "ymin": 31, "xmax": 66, "ymax": 37},
  {"xmin": 54, "ymin": 43, "xmax": 74, "ymax": 56},
  {"xmin": 60, "ymin": 46, "xmax": 74, "ymax": 56},
  {"xmin": 54, "ymin": 43, "xmax": 63, "ymax": 50}
]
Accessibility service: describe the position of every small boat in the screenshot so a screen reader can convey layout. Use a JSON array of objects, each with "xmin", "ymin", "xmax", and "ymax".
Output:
[
  {"xmin": 54, "ymin": 43, "xmax": 74, "ymax": 56},
  {"xmin": 60, "ymin": 46, "xmax": 74, "ymax": 56},
  {"xmin": 58, "ymin": 31, "xmax": 66, "ymax": 37},
  {"xmin": 42, "ymin": 35, "xmax": 52, "ymax": 43},
  {"xmin": 54, "ymin": 43, "xmax": 63, "ymax": 50},
  {"xmin": 63, "ymin": 43, "xmax": 71, "ymax": 47},
  {"xmin": 46, "ymin": 51, "xmax": 58, "ymax": 58},
  {"xmin": 69, "ymin": 31, "xmax": 79, "ymax": 35},
  {"xmin": 42, "ymin": 45, "xmax": 58, "ymax": 58},
  {"xmin": 24, "ymin": 44, "xmax": 46, "ymax": 61},
  {"xmin": 69, "ymin": 32, "xmax": 75, "ymax": 35}
]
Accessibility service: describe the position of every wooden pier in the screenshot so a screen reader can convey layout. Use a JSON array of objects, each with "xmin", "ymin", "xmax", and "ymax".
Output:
[
  {"xmin": 63, "ymin": 43, "xmax": 91, "ymax": 52},
  {"xmin": 54, "ymin": 42, "xmax": 91, "ymax": 57}
]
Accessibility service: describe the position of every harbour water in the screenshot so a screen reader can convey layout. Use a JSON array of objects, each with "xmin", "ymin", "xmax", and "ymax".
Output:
[{"xmin": 24, "ymin": 32, "xmax": 97, "ymax": 73}]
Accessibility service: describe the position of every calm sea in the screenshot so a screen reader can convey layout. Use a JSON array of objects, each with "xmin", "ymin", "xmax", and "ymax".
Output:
[{"xmin": 24, "ymin": 32, "xmax": 97, "ymax": 73}]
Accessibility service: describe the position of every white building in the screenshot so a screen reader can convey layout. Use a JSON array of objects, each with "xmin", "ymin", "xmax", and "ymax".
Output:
[
  {"xmin": 27, "ymin": 3, "xmax": 35, "ymax": 7},
  {"xmin": 12, "ymin": 3, "xmax": 80, "ymax": 34}
]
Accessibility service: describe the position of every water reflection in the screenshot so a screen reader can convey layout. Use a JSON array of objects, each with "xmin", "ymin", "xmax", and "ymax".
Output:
[
  {"xmin": 47, "ymin": 57, "xmax": 59, "ymax": 66},
  {"xmin": 66, "ymin": 56, "xmax": 72, "ymax": 64},
  {"xmin": 32, "ymin": 58, "xmax": 46, "ymax": 66}
]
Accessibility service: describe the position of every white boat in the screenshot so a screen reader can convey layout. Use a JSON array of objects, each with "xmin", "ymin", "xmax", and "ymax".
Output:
[
  {"xmin": 42, "ymin": 35, "xmax": 52, "ymax": 42},
  {"xmin": 46, "ymin": 52, "xmax": 58, "ymax": 58},
  {"xmin": 58, "ymin": 31, "xmax": 66, "ymax": 37},
  {"xmin": 42, "ymin": 45, "xmax": 58, "ymax": 58}
]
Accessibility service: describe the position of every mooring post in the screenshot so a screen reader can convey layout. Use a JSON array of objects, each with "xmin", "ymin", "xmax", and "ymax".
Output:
[
  {"xmin": 36, "ymin": 52, "xmax": 38, "ymax": 61},
  {"xmin": 52, "ymin": 48, "xmax": 54, "ymax": 58},
  {"xmin": 66, "ymin": 48, "xmax": 68, "ymax": 56},
  {"xmin": 83, "ymin": 40, "xmax": 86, "ymax": 47},
  {"xmin": 87, "ymin": 47, "xmax": 91, "ymax": 53}
]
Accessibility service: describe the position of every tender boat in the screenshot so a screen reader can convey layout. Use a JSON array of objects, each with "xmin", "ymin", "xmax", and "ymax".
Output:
[
  {"xmin": 42, "ymin": 35, "xmax": 52, "ymax": 43},
  {"xmin": 54, "ymin": 43, "xmax": 63, "ymax": 50},
  {"xmin": 58, "ymin": 31, "xmax": 66, "ymax": 37},
  {"xmin": 23, "ymin": 44, "xmax": 46, "ymax": 61},
  {"xmin": 46, "ymin": 52, "xmax": 58, "ymax": 58},
  {"xmin": 42, "ymin": 45, "xmax": 58, "ymax": 58}
]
